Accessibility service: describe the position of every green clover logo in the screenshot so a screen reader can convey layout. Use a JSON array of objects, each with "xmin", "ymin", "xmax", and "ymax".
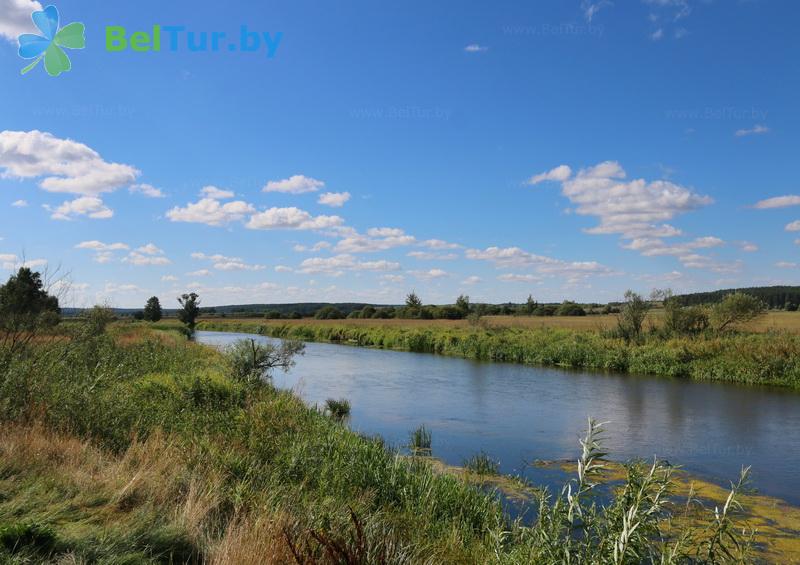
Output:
[{"xmin": 18, "ymin": 5, "xmax": 85, "ymax": 77}]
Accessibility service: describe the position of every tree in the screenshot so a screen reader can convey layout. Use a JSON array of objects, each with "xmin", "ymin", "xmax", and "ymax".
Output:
[
  {"xmin": 710, "ymin": 292, "xmax": 766, "ymax": 332},
  {"xmin": 455, "ymin": 294, "xmax": 471, "ymax": 317},
  {"xmin": 143, "ymin": 296, "xmax": 162, "ymax": 322},
  {"xmin": 0, "ymin": 267, "xmax": 60, "ymax": 331},
  {"xmin": 617, "ymin": 290, "xmax": 649, "ymax": 341},
  {"xmin": 654, "ymin": 289, "xmax": 708, "ymax": 335},
  {"xmin": 227, "ymin": 338, "xmax": 305, "ymax": 384},
  {"xmin": 177, "ymin": 292, "xmax": 201, "ymax": 334},
  {"xmin": 315, "ymin": 305, "xmax": 344, "ymax": 319},
  {"xmin": 557, "ymin": 301, "xmax": 587, "ymax": 316},
  {"xmin": 525, "ymin": 294, "xmax": 538, "ymax": 315},
  {"xmin": 405, "ymin": 292, "xmax": 422, "ymax": 309}
]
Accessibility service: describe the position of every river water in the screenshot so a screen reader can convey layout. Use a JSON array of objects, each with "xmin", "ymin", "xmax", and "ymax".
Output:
[{"xmin": 196, "ymin": 330, "xmax": 800, "ymax": 505}]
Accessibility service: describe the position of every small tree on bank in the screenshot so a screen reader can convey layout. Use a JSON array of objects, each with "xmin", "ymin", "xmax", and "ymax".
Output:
[
  {"xmin": 177, "ymin": 292, "xmax": 200, "ymax": 335},
  {"xmin": 710, "ymin": 292, "xmax": 766, "ymax": 332},
  {"xmin": 617, "ymin": 290, "xmax": 649, "ymax": 342},
  {"xmin": 143, "ymin": 296, "xmax": 162, "ymax": 322}
]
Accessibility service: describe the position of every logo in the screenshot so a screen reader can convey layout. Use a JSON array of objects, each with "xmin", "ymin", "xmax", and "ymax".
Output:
[{"xmin": 18, "ymin": 5, "xmax": 85, "ymax": 77}]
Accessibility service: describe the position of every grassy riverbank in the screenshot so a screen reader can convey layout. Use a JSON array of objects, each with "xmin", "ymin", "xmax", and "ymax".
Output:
[
  {"xmin": 0, "ymin": 322, "xmax": 780, "ymax": 562},
  {"xmin": 196, "ymin": 319, "xmax": 800, "ymax": 389}
]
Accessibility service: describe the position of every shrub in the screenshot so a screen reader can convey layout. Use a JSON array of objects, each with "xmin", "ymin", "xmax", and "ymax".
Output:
[
  {"xmin": 325, "ymin": 397, "xmax": 351, "ymax": 420},
  {"xmin": 226, "ymin": 338, "xmax": 304, "ymax": 383}
]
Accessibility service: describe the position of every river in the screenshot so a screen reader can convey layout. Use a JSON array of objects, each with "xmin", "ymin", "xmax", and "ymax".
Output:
[{"xmin": 196, "ymin": 330, "xmax": 800, "ymax": 505}]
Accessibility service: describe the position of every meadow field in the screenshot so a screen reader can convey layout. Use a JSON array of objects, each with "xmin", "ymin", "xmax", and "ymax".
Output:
[{"xmin": 194, "ymin": 310, "xmax": 800, "ymax": 333}]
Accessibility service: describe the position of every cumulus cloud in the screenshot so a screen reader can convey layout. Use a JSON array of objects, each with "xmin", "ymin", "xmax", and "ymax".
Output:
[
  {"xmin": 11, "ymin": 199, "xmax": 27, "ymax": 207},
  {"xmin": 187, "ymin": 269, "xmax": 212, "ymax": 277},
  {"xmin": 298, "ymin": 254, "xmax": 401, "ymax": 276},
  {"xmin": 274, "ymin": 265, "xmax": 293, "ymax": 273},
  {"xmin": 532, "ymin": 161, "xmax": 712, "ymax": 239},
  {"xmin": 409, "ymin": 268, "xmax": 449, "ymax": 280},
  {"xmin": 0, "ymin": 130, "xmax": 139, "ymax": 196},
  {"xmin": 754, "ymin": 195, "xmax": 800, "ymax": 209},
  {"xmin": 785, "ymin": 221, "xmax": 800, "ymax": 232},
  {"xmin": 124, "ymin": 252, "xmax": 171, "ymax": 266},
  {"xmin": 317, "ymin": 191, "xmax": 351, "ymax": 207},
  {"xmin": 735, "ymin": 124, "xmax": 770, "ymax": 137},
  {"xmin": 200, "ymin": 185, "xmax": 235, "ymax": 199},
  {"xmin": 75, "ymin": 240, "xmax": 129, "ymax": 263},
  {"xmin": 246, "ymin": 207, "xmax": 344, "ymax": 231},
  {"xmin": 0, "ymin": 0, "xmax": 43, "ymax": 41},
  {"xmin": 135, "ymin": 243, "xmax": 165, "ymax": 255},
  {"xmin": 776, "ymin": 261, "xmax": 797, "ymax": 269},
  {"xmin": 407, "ymin": 251, "xmax": 458, "ymax": 261},
  {"xmin": 581, "ymin": 0, "xmax": 611, "ymax": 22},
  {"xmin": 527, "ymin": 165, "xmax": 572, "ymax": 185},
  {"xmin": 167, "ymin": 198, "xmax": 255, "ymax": 226},
  {"xmin": 129, "ymin": 183, "xmax": 165, "ymax": 198},
  {"xmin": 466, "ymin": 245, "xmax": 617, "ymax": 282},
  {"xmin": 0, "ymin": 254, "xmax": 47, "ymax": 270},
  {"xmin": 161, "ymin": 275, "xmax": 179, "ymax": 282},
  {"xmin": 464, "ymin": 44, "xmax": 488, "ymax": 52},
  {"xmin": 294, "ymin": 241, "xmax": 332, "ymax": 252},
  {"xmin": 191, "ymin": 252, "xmax": 265, "ymax": 271},
  {"xmin": 49, "ymin": 196, "xmax": 113, "ymax": 220},
  {"xmin": 420, "ymin": 239, "xmax": 461, "ymax": 250},
  {"xmin": 335, "ymin": 227, "xmax": 416, "ymax": 253},
  {"xmin": 497, "ymin": 273, "xmax": 543, "ymax": 283},
  {"xmin": 263, "ymin": 175, "xmax": 324, "ymax": 194},
  {"xmin": 461, "ymin": 276, "xmax": 482, "ymax": 285}
]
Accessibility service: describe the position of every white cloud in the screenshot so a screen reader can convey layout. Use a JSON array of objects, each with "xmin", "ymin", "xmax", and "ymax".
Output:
[
  {"xmin": 785, "ymin": 221, "xmax": 800, "ymax": 232},
  {"xmin": 263, "ymin": 175, "xmax": 324, "ymax": 194},
  {"xmin": 201, "ymin": 185, "xmax": 235, "ymax": 199},
  {"xmin": 104, "ymin": 283, "xmax": 144, "ymax": 294},
  {"xmin": 75, "ymin": 240, "xmax": 130, "ymax": 251},
  {"xmin": 381, "ymin": 274, "xmax": 405, "ymax": 283},
  {"xmin": 136, "ymin": 243, "xmax": 165, "ymax": 256},
  {"xmin": 622, "ymin": 236, "xmax": 724, "ymax": 257},
  {"xmin": 737, "ymin": 241, "xmax": 758, "ymax": 252},
  {"xmin": 335, "ymin": 227, "xmax": 416, "ymax": 253},
  {"xmin": 466, "ymin": 245, "xmax": 617, "ymax": 281},
  {"xmin": 776, "ymin": 262, "xmax": 797, "ymax": 269},
  {"xmin": 407, "ymin": 251, "xmax": 458, "ymax": 261},
  {"xmin": 754, "ymin": 195, "xmax": 800, "ymax": 209},
  {"xmin": 464, "ymin": 44, "xmax": 488, "ymax": 53},
  {"xmin": 129, "ymin": 183, "xmax": 165, "ymax": 198},
  {"xmin": 191, "ymin": 251, "xmax": 265, "ymax": 272},
  {"xmin": 420, "ymin": 239, "xmax": 461, "ymax": 250},
  {"xmin": 49, "ymin": 196, "xmax": 113, "ymax": 220},
  {"xmin": 650, "ymin": 28, "xmax": 664, "ymax": 40},
  {"xmin": 11, "ymin": 199, "xmax": 27, "ymax": 207},
  {"xmin": 294, "ymin": 241, "xmax": 332, "ymax": 252},
  {"xmin": 214, "ymin": 261, "xmax": 266, "ymax": 271},
  {"xmin": 123, "ymin": 252, "xmax": 171, "ymax": 266},
  {"xmin": 0, "ymin": 0, "xmax": 43, "ymax": 42},
  {"xmin": 735, "ymin": 124, "xmax": 769, "ymax": 137},
  {"xmin": 298, "ymin": 254, "xmax": 401, "ymax": 275},
  {"xmin": 161, "ymin": 275, "xmax": 178, "ymax": 282},
  {"xmin": 0, "ymin": 130, "xmax": 139, "ymax": 196},
  {"xmin": 0, "ymin": 254, "xmax": 47, "ymax": 270},
  {"xmin": 317, "ymin": 191, "xmax": 351, "ymax": 207},
  {"xmin": 409, "ymin": 268, "xmax": 449, "ymax": 280},
  {"xmin": 582, "ymin": 0, "xmax": 611, "ymax": 22},
  {"xmin": 187, "ymin": 269, "xmax": 212, "ymax": 277},
  {"xmin": 527, "ymin": 165, "xmax": 572, "ymax": 185},
  {"xmin": 167, "ymin": 198, "xmax": 255, "ymax": 226},
  {"xmin": 275, "ymin": 265, "xmax": 293, "ymax": 273},
  {"xmin": 535, "ymin": 161, "xmax": 712, "ymax": 239},
  {"xmin": 246, "ymin": 207, "xmax": 344, "ymax": 231},
  {"xmin": 461, "ymin": 275, "xmax": 482, "ymax": 285},
  {"xmin": 497, "ymin": 273, "xmax": 543, "ymax": 283}
]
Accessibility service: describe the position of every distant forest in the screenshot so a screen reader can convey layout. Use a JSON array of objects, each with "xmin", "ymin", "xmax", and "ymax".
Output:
[{"xmin": 677, "ymin": 286, "xmax": 800, "ymax": 309}]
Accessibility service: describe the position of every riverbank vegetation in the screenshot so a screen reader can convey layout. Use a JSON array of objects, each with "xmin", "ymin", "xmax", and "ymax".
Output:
[
  {"xmin": 197, "ymin": 294, "xmax": 800, "ymax": 389},
  {"xmin": 0, "ymin": 319, "xmax": 772, "ymax": 563}
]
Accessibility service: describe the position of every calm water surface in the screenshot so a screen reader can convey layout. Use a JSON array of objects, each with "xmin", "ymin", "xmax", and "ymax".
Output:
[{"xmin": 197, "ymin": 331, "xmax": 800, "ymax": 505}]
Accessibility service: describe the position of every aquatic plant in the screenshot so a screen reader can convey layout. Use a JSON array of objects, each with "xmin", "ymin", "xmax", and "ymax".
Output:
[
  {"xmin": 325, "ymin": 397, "xmax": 351, "ymax": 420},
  {"xmin": 409, "ymin": 424, "xmax": 432, "ymax": 455},
  {"xmin": 463, "ymin": 451, "xmax": 500, "ymax": 476}
]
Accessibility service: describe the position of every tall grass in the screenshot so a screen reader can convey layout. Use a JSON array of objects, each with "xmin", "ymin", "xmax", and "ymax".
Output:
[
  {"xmin": 197, "ymin": 320, "xmax": 800, "ymax": 388},
  {"xmin": 409, "ymin": 424, "xmax": 432, "ymax": 455},
  {"xmin": 0, "ymin": 323, "xmax": 763, "ymax": 562}
]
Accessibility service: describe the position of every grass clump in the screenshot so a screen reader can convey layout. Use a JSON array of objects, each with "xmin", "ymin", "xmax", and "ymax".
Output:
[
  {"xmin": 464, "ymin": 451, "xmax": 500, "ymax": 476},
  {"xmin": 409, "ymin": 424, "xmax": 432, "ymax": 455},
  {"xmin": 324, "ymin": 397, "xmax": 351, "ymax": 420}
]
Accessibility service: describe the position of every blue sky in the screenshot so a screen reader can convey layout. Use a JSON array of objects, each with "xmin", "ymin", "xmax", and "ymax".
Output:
[{"xmin": 1, "ymin": 0, "xmax": 798, "ymax": 308}]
